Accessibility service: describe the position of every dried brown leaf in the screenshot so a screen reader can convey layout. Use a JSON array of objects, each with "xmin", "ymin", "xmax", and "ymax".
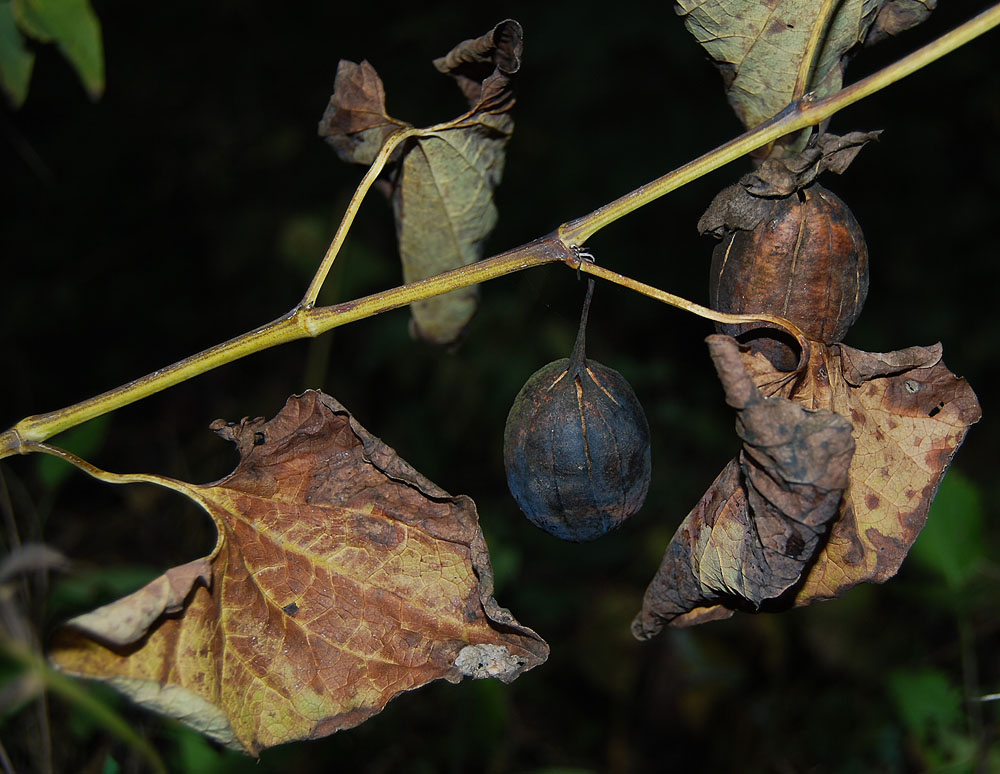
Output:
[
  {"xmin": 636, "ymin": 333, "xmax": 979, "ymax": 634},
  {"xmin": 731, "ymin": 338, "xmax": 980, "ymax": 602},
  {"xmin": 838, "ymin": 342, "xmax": 942, "ymax": 384},
  {"xmin": 433, "ymin": 19, "xmax": 523, "ymax": 106},
  {"xmin": 698, "ymin": 131, "xmax": 880, "ymax": 236},
  {"xmin": 633, "ymin": 336, "xmax": 854, "ymax": 637},
  {"xmin": 49, "ymin": 391, "xmax": 547, "ymax": 754},
  {"xmin": 317, "ymin": 60, "xmax": 405, "ymax": 166},
  {"xmin": 319, "ymin": 21, "xmax": 523, "ymax": 346},
  {"xmin": 67, "ymin": 559, "xmax": 212, "ymax": 647},
  {"xmin": 866, "ymin": 0, "xmax": 937, "ymax": 45}
]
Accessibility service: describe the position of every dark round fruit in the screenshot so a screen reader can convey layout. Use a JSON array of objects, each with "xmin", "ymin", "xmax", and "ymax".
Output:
[
  {"xmin": 503, "ymin": 282, "xmax": 651, "ymax": 542},
  {"xmin": 710, "ymin": 183, "xmax": 869, "ymax": 347}
]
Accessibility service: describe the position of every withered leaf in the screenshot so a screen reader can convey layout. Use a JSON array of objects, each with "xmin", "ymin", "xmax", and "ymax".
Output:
[
  {"xmin": 66, "ymin": 558, "xmax": 212, "ymax": 647},
  {"xmin": 637, "ymin": 333, "xmax": 980, "ymax": 635},
  {"xmin": 697, "ymin": 131, "xmax": 880, "ymax": 236},
  {"xmin": 317, "ymin": 60, "xmax": 406, "ymax": 166},
  {"xmin": 675, "ymin": 0, "xmax": 932, "ymax": 130},
  {"xmin": 743, "ymin": 131, "xmax": 882, "ymax": 197},
  {"xmin": 319, "ymin": 20, "xmax": 523, "ymax": 346},
  {"xmin": 866, "ymin": 0, "xmax": 937, "ymax": 46},
  {"xmin": 633, "ymin": 336, "xmax": 854, "ymax": 637},
  {"xmin": 50, "ymin": 391, "xmax": 547, "ymax": 754},
  {"xmin": 743, "ymin": 339, "xmax": 982, "ymax": 603},
  {"xmin": 432, "ymin": 19, "xmax": 523, "ymax": 105}
]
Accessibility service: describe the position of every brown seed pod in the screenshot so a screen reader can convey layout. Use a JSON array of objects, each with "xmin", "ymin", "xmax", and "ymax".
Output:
[
  {"xmin": 503, "ymin": 280, "xmax": 651, "ymax": 542},
  {"xmin": 709, "ymin": 183, "xmax": 869, "ymax": 363}
]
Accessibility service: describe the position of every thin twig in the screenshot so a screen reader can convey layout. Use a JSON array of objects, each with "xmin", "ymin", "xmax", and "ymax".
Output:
[
  {"xmin": 576, "ymin": 261, "xmax": 809, "ymax": 357},
  {"xmin": 301, "ymin": 112, "xmax": 490, "ymax": 307}
]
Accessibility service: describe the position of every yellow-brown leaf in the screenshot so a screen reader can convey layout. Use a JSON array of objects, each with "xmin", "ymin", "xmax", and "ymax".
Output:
[
  {"xmin": 50, "ymin": 391, "xmax": 547, "ymax": 754},
  {"xmin": 633, "ymin": 335, "xmax": 979, "ymax": 634}
]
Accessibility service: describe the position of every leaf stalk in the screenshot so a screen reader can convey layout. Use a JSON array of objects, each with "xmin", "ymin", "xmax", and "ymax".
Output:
[
  {"xmin": 576, "ymin": 261, "xmax": 809, "ymax": 355},
  {"xmin": 300, "ymin": 127, "xmax": 420, "ymax": 306}
]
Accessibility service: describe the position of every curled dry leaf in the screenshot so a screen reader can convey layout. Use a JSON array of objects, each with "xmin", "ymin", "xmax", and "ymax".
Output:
[
  {"xmin": 317, "ymin": 59, "xmax": 405, "ymax": 166},
  {"xmin": 319, "ymin": 20, "xmax": 524, "ymax": 346},
  {"xmin": 66, "ymin": 559, "xmax": 212, "ymax": 647},
  {"xmin": 634, "ymin": 335, "xmax": 981, "ymax": 635},
  {"xmin": 675, "ymin": 0, "xmax": 934, "ymax": 131},
  {"xmin": 866, "ymin": 0, "xmax": 937, "ymax": 46},
  {"xmin": 698, "ymin": 131, "xmax": 881, "ymax": 236},
  {"xmin": 433, "ymin": 19, "xmax": 523, "ymax": 104},
  {"xmin": 633, "ymin": 336, "xmax": 854, "ymax": 636},
  {"xmin": 744, "ymin": 338, "xmax": 981, "ymax": 603},
  {"xmin": 49, "ymin": 391, "xmax": 547, "ymax": 754}
]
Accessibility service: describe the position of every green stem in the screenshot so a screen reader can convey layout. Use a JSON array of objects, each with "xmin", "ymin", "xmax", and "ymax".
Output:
[
  {"xmin": 577, "ymin": 261, "xmax": 809, "ymax": 355},
  {"xmin": 559, "ymin": 3, "xmax": 1000, "ymax": 246},
  {"xmin": 2, "ymin": 3, "xmax": 998, "ymax": 459},
  {"xmin": 303, "ymin": 237, "xmax": 569, "ymax": 329},
  {"xmin": 0, "ymin": 237, "xmax": 571, "ymax": 458},
  {"xmin": 300, "ymin": 127, "xmax": 419, "ymax": 306}
]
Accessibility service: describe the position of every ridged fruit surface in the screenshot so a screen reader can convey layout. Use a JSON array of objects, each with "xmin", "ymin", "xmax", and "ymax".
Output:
[
  {"xmin": 710, "ymin": 183, "xmax": 869, "ymax": 345},
  {"xmin": 503, "ymin": 354, "xmax": 651, "ymax": 543}
]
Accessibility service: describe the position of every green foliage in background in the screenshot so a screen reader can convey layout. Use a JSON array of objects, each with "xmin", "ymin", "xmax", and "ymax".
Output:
[{"xmin": 0, "ymin": 0, "xmax": 103, "ymax": 107}]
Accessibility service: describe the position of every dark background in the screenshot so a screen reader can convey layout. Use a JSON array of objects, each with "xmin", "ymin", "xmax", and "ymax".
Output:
[{"xmin": 2, "ymin": 2, "xmax": 998, "ymax": 772}]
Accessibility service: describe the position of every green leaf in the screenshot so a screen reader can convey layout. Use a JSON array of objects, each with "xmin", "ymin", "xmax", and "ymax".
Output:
[
  {"xmin": 0, "ymin": 1, "xmax": 34, "ymax": 107},
  {"xmin": 887, "ymin": 668, "xmax": 975, "ymax": 772},
  {"xmin": 675, "ymin": 0, "xmax": 933, "ymax": 130},
  {"xmin": 12, "ymin": 0, "xmax": 104, "ymax": 98},
  {"xmin": 319, "ymin": 20, "xmax": 523, "ymax": 345},
  {"xmin": 888, "ymin": 668, "xmax": 962, "ymax": 737},
  {"xmin": 910, "ymin": 468, "xmax": 985, "ymax": 590}
]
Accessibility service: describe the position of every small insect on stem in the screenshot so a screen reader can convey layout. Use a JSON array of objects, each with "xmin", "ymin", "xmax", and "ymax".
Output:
[{"xmin": 570, "ymin": 244, "xmax": 596, "ymax": 280}]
